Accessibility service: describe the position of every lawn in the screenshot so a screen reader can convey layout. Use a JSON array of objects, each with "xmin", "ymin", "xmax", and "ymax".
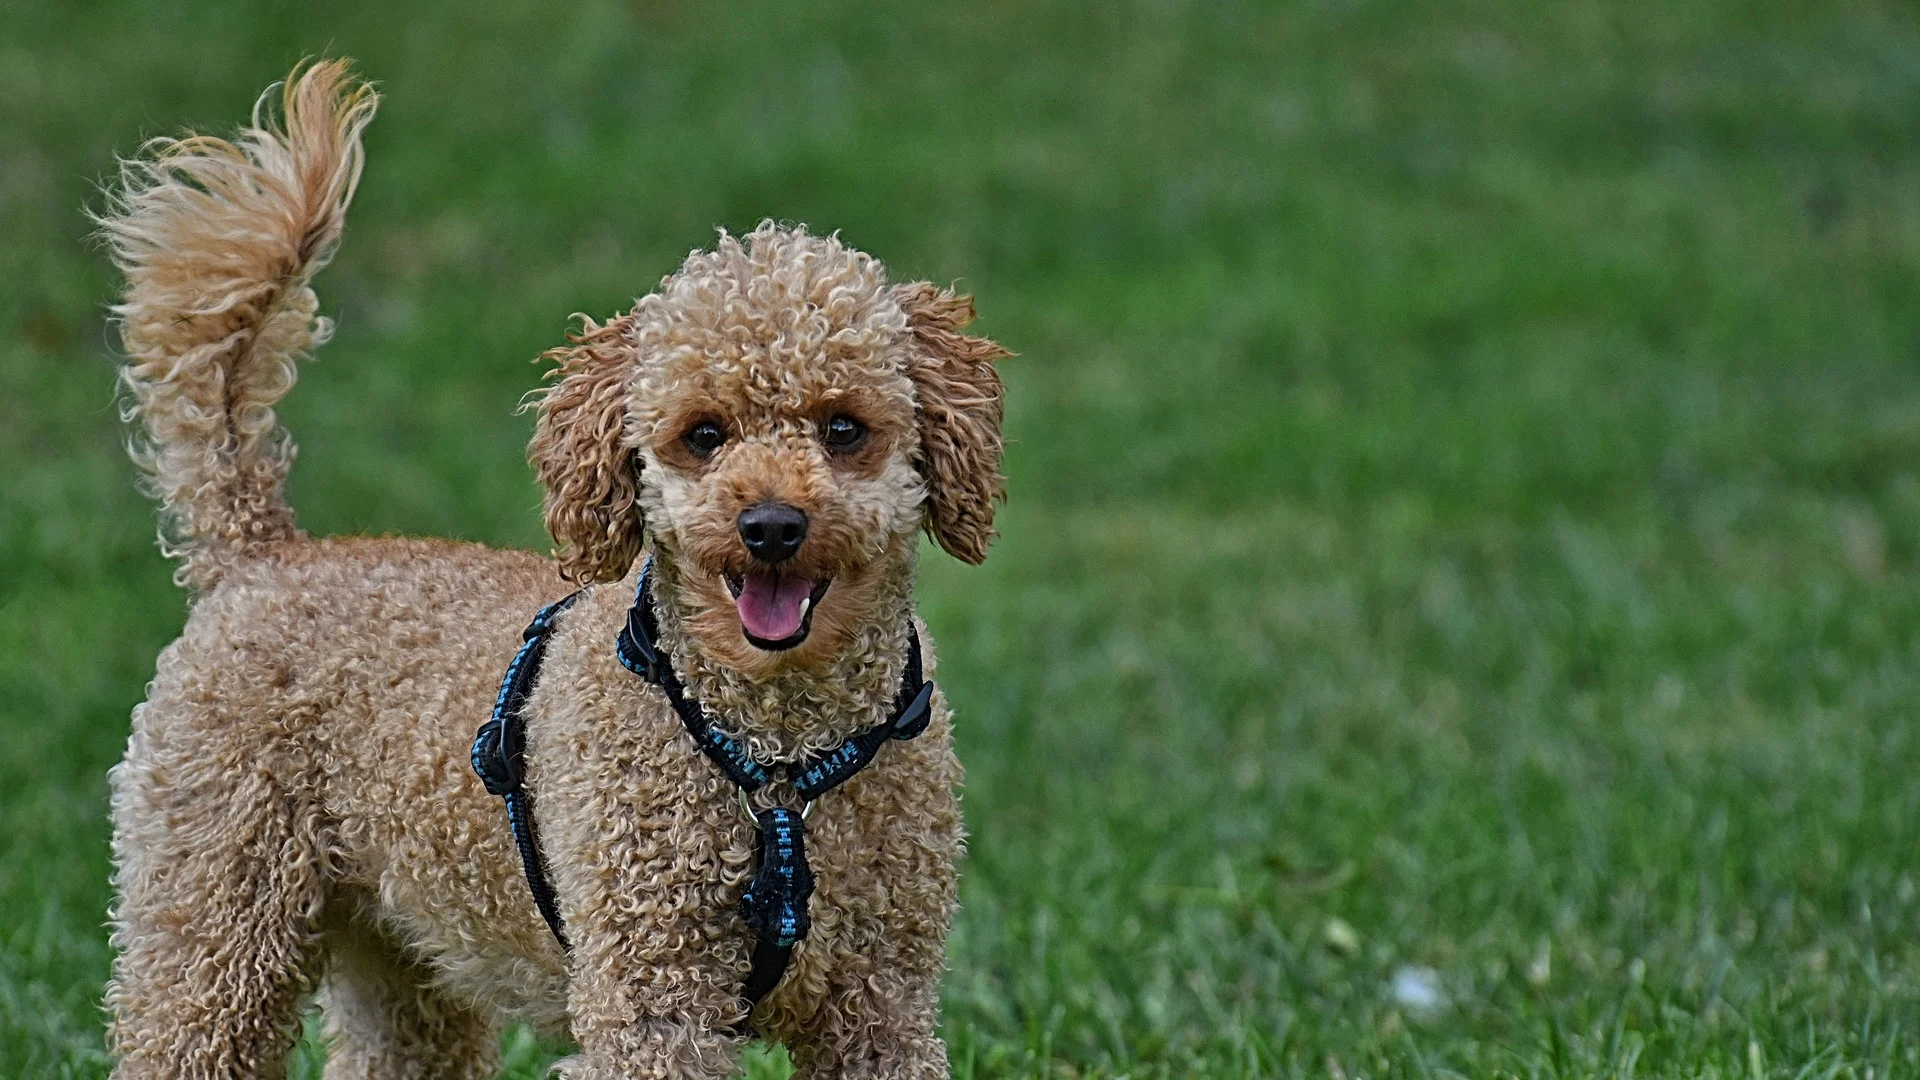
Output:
[{"xmin": 5, "ymin": 0, "xmax": 1920, "ymax": 1076}]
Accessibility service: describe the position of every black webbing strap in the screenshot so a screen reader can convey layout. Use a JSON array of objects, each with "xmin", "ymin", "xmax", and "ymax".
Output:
[
  {"xmin": 615, "ymin": 559, "xmax": 935, "ymax": 1023},
  {"xmin": 616, "ymin": 560, "xmax": 933, "ymax": 802},
  {"xmin": 730, "ymin": 805, "xmax": 814, "ymax": 1014},
  {"xmin": 615, "ymin": 577, "xmax": 771, "ymax": 792},
  {"xmin": 477, "ymin": 559, "xmax": 936, "ymax": 1030},
  {"xmin": 790, "ymin": 656, "xmax": 932, "ymax": 801},
  {"xmin": 739, "ymin": 936, "xmax": 796, "ymax": 1013},
  {"xmin": 471, "ymin": 590, "xmax": 583, "ymax": 951}
]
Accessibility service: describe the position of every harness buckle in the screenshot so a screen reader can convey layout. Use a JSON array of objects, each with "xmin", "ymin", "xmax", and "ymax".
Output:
[
  {"xmin": 617, "ymin": 608, "xmax": 666, "ymax": 685},
  {"xmin": 892, "ymin": 680, "xmax": 935, "ymax": 740},
  {"xmin": 470, "ymin": 719, "xmax": 520, "ymax": 796}
]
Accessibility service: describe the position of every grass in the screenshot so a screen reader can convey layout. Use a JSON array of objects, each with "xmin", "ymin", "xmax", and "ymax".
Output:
[{"xmin": 5, "ymin": 0, "xmax": 1920, "ymax": 1075}]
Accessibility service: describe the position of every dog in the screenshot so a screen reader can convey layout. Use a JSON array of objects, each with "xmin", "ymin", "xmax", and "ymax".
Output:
[{"xmin": 98, "ymin": 60, "xmax": 1007, "ymax": 1079}]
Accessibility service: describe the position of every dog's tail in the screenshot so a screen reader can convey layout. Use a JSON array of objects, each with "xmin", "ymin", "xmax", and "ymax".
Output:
[{"xmin": 98, "ymin": 60, "xmax": 377, "ymax": 591}]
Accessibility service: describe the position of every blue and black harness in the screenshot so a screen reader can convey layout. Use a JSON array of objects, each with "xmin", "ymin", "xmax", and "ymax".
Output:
[{"xmin": 470, "ymin": 559, "xmax": 934, "ymax": 1022}]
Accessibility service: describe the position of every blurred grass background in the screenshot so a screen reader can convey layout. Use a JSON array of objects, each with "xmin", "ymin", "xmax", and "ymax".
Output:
[{"xmin": 5, "ymin": 0, "xmax": 1920, "ymax": 1076}]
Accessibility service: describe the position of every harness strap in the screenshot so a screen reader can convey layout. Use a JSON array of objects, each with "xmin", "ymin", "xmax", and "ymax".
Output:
[
  {"xmin": 739, "ymin": 937, "xmax": 796, "ymax": 1015},
  {"xmin": 739, "ymin": 807, "xmax": 814, "ymax": 945},
  {"xmin": 471, "ymin": 590, "xmax": 583, "ymax": 950},
  {"xmin": 791, "ymin": 674, "xmax": 932, "ymax": 800},
  {"xmin": 613, "ymin": 560, "xmax": 934, "ymax": 1022},
  {"xmin": 476, "ymin": 559, "xmax": 935, "ymax": 1031},
  {"xmin": 729, "ymin": 803, "xmax": 814, "ymax": 1017},
  {"xmin": 616, "ymin": 561, "xmax": 933, "ymax": 802},
  {"xmin": 504, "ymin": 790, "xmax": 567, "ymax": 948},
  {"xmin": 616, "ymin": 592, "xmax": 770, "ymax": 791}
]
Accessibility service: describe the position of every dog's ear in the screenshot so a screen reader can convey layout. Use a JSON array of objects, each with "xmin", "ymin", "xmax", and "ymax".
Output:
[
  {"xmin": 894, "ymin": 282, "xmax": 1011, "ymax": 565},
  {"xmin": 527, "ymin": 313, "xmax": 644, "ymax": 585}
]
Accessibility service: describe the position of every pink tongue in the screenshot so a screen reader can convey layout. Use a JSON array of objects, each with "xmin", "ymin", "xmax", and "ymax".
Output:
[{"xmin": 737, "ymin": 571, "xmax": 814, "ymax": 641}]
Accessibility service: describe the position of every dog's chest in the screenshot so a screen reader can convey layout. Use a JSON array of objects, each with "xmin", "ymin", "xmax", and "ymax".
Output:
[
  {"xmin": 732, "ymin": 729, "xmax": 966, "ymax": 1027},
  {"xmin": 528, "ymin": 667, "xmax": 963, "ymax": 1025}
]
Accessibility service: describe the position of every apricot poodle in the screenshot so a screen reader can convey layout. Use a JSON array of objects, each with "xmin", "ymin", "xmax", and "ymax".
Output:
[{"xmin": 98, "ymin": 60, "xmax": 1007, "ymax": 1079}]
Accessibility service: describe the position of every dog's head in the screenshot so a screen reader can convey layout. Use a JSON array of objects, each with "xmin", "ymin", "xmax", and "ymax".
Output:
[{"xmin": 528, "ymin": 223, "xmax": 1007, "ymax": 677}]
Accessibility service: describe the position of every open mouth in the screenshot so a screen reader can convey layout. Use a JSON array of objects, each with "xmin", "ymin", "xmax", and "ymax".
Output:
[{"xmin": 723, "ymin": 570, "xmax": 833, "ymax": 651}]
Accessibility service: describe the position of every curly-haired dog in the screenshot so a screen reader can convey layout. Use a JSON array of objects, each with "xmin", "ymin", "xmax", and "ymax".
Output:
[{"xmin": 99, "ymin": 61, "xmax": 1007, "ymax": 1079}]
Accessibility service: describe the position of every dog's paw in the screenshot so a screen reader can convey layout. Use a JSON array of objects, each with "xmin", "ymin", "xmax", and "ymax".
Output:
[{"xmin": 544, "ymin": 1053, "xmax": 585, "ymax": 1079}]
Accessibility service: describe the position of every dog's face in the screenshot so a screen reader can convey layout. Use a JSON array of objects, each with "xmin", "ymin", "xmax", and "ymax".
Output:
[
  {"xmin": 628, "ymin": 255, "xmax": 927, "ymax": 675},
  {"xmin": 529, "ymin": 224, "xmax": 1007, "ymax": 678}
]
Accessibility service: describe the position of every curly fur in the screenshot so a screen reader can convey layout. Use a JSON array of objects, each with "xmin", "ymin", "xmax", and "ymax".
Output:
[
  {"xmin": 102, "ymin": 62, "xmax": 1007, "ymax": 1080},
  {"xmin": 98, "ymin": 60, "xmax": 376, "ymax": 590},
  {"xmin": 893, "ymin": 282, "xmax": 1011, "ymax": 565},
  {"xmin": 530, "ymin": 312, "xmax": 647, "ymax": 586}
]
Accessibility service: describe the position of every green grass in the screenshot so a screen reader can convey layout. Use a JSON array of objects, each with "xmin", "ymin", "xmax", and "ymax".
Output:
[{"xmin": 6, "ymin": 0, "xmax": 1920, "ymax": 1075}]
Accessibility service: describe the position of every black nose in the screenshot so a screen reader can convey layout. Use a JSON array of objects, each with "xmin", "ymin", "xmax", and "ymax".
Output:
[{"xmin": 737, "ymin": 503, "xmax": 808, "ymax": 563}]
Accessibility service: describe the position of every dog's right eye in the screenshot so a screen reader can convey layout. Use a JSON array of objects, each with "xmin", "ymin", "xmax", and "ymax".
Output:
[{"xmin": 683, "ymin": 421, "xmax": 727, "ymax": 456}]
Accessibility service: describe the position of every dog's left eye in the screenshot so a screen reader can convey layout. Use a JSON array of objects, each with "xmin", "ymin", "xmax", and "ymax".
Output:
[
  {"xmin": 822, "ymin": 414, "xmax": 867, "ymax": 452},
  {"xmin": 683, "ymin": 421, "xmax": 727, "ymax": 456}
]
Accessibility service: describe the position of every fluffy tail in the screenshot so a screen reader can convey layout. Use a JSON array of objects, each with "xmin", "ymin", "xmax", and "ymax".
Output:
[{"xmin": 99, "ymin": 60, "xmax": 377, "ymax": 590}]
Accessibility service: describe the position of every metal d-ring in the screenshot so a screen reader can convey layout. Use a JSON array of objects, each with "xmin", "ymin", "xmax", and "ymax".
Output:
[{"xmin": 740, "ymin": 787, "xmax": 814, "ymax": 822}]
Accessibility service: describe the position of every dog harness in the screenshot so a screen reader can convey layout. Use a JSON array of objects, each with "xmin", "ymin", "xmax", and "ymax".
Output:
[
  {"xmin": 471, "ymin": 558, "xmax": 935, "ymax": 1024},
  {"xmin": 471, "ymin": 590, "xmax": 582, "ymax": 948}
]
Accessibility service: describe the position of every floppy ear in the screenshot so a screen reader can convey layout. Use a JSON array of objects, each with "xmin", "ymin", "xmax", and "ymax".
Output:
[
  {"xmin": 527, "ymin": 312, "xmax": 644, "ymax": 585},
  {"xmin": 893, "ymin": 282, "xmax": 1011, "ymax": 565}
]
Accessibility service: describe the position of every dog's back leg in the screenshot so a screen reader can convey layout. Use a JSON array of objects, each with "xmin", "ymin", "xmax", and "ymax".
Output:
[
  {"xmin": 315, "ymin": 918, "xmax": 498, "ymax": 1080},
  {"xmin": 104, "ymin": 644, "xmax": 329, "ymax": 1078}
]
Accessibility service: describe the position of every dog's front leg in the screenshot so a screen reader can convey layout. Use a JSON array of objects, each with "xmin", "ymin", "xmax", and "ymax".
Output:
[
  {"xmin": 546, "ymin": 871, "xmax": 750, "ymax": 1079},
  {"xmin": 557, "ymin": 932, "xmax": 743, "ymax": 1080},
  {"xmin": 784, "ymin": 966, "xmax": 948, "ymax": 1080},
  {"xmin": 551, "ymin": 1013, "xmax": 741, "ymax": 1080},
  {"xmin": 525, "ymin": 833, "xmax": 750, "ymax": 1080}
]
